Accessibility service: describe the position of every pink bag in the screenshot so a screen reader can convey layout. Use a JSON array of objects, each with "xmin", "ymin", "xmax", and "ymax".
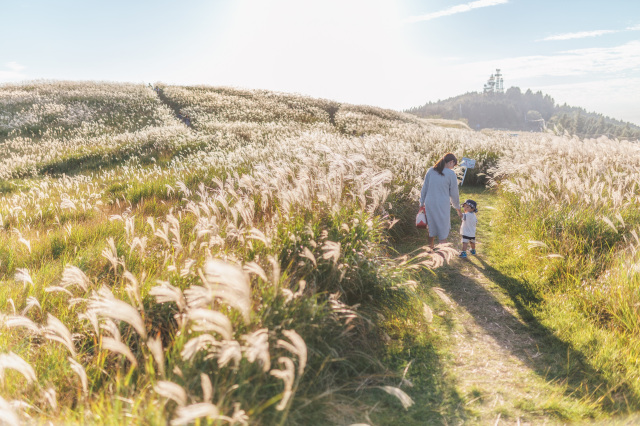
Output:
[{"xmin": 416, "ymin": 206, "xmax": 427, "ymax": 229}]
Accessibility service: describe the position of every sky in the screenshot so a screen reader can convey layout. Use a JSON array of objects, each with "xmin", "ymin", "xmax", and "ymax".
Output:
[{"xmin": 2, "ymin": 0, "xmax": 639, "ymax": 125}]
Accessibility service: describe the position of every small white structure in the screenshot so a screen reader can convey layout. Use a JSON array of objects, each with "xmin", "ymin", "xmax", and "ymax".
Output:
[{"xmin": 459, "ymin": 157, "xmax": 476, "ymax": 186}]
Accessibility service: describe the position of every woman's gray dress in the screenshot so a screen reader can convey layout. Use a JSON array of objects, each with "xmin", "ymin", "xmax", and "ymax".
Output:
[{"xmin": 419, "ymin": 167, "xmax": 460, "ymax": 240}]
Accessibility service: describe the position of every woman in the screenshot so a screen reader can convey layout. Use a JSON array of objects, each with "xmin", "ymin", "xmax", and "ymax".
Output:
[{"xmin": 419, "ymin": 153, "xmax": 462, "ymax": 249}]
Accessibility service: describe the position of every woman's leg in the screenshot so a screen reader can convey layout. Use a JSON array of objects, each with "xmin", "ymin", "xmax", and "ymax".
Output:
[{"xmin": 428, "ymin": 236, "xmax": 435, "ymax": 249}]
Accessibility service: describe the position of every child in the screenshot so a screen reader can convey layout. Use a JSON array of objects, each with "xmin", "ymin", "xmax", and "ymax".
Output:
[{"xmin": 459, "ymin": 199, "xmax": 478, "ymax": 258}]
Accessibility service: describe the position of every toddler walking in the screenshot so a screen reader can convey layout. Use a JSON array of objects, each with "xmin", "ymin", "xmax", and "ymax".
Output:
[{"xmin": 459, "ymin": 199, "xmax": 478, "ymax": 258}]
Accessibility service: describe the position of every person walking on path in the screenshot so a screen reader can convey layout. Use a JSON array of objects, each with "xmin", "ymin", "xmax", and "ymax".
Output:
[
  {"xmin": 458, "ymin": 199, "xmax": 478, "ymax": 258},
  {"xmin": 419, "ymin": 152, "xmax": 462, "ymax": 249}
]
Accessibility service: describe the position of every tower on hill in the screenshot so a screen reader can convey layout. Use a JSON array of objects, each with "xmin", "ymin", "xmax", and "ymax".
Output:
[{"xmin": 483, "ymin": 69, "xmax": 504, "ymax": 94}]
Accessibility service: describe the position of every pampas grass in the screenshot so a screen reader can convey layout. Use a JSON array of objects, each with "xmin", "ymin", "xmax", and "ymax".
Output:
[{"xmin": 0, "ymin": 352, "xmax": 37, "ymax": 385}]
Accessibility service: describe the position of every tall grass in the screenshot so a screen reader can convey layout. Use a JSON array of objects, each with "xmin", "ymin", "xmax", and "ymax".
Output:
[{"xmin": 2, "ymin": 80, "xmax": 639, "ymax": 423}]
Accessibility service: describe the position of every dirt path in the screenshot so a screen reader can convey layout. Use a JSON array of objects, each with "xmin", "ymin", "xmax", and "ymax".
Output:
[
  {"xmin": 436, "ymin": 258, "xmax": 557, "ymax": 425},
  {"xmin": 422, "ymin": 190, "xmax": 604, "ymax": 425}
]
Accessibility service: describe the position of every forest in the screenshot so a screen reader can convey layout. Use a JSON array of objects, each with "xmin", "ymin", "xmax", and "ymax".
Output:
[{"xmin": 407, "ymin": 87, "xmax": 640, "ymax": 139}]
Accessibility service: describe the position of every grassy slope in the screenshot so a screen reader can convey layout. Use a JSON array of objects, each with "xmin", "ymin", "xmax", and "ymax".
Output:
[{"xmin": 2, "ymin": 83, "xmax": 640, "ymax": 424}]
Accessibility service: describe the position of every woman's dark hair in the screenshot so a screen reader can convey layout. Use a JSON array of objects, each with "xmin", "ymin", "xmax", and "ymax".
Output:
[{"xmin": 433, "ymin": 153, "xmax": 458, "ymax": 175}]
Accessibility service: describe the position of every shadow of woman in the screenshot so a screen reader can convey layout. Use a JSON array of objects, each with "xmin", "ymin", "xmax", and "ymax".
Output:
[{"xmin": 435, "ymin": 255, "xmax": 640, "ymax": 414}]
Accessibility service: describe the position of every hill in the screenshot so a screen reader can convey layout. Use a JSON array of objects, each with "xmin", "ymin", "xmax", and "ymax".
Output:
[
  {"xmin": 407, "ymin": 88, "xmax": 640, "ymax": 140},
  {"xmin": 2, "ymin": 81, "xmax": 640, "ymax": 424}
]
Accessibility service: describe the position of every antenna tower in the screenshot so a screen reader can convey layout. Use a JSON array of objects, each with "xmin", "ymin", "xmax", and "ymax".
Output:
[{"xmin": 495, "ymin": 69, "xmax": 504, "ymax": 93}]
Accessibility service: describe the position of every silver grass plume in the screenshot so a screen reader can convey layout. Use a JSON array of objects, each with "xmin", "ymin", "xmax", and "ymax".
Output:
[
  {"xmin": 89, "ymin": 290, "xmax": 147, "ymax": 339},
  {"xmin": 21, "ymin": 297, "xmax": 41, "ymax": 315},
  {"xmin": 154, "ymin": 381, "xmax": 187, "ymax": 406},
  {"xmin": 186, "ymin": 308, "xmax": 233, "ymax": 340},
  {"xmin": 60, "ymin": 265, "xmax": 91, "ymax": 291},
  {"xmin": 242, "ymin": 329, "xmax": 270, "ymax": 372},
  {"xmin": 0, "ymin": 396, "xmax": 19, "ymax": 426},
  {"xmin": 282, "ymin": 280, "xmax": 306, "ymax": 303},
  {"xmin": 299, "ymin": 247, "xmax": 317, "ymax": 267},
  {"xmin": 78, "ymin": 311, "xmax": 100, "ymax": 336},
  {"xmin": 0, "ymin": 352, "xmax": 37, "ymax": 385},
  {"xmin": 102, "ymin": 337, "xmax": 137, "ymax": 367},
  {"xmin": 4, "ymin": 315, "xmax": 41, "ymax": 334},
  {"xmin": 68, "ymin": 357, "xmax": 88, "ymax": 396},
  {"xmin": 181, "ymin": 334, "xmax": 217, "ymax": 361},
  {"xmin": 123, "ymin": 270, "xmax": 144, "ymax": 313},
  {"xmin": 101, "ymin": 237, "xmax": 122, "ymax": 272},
  {"xmin": 277, "ymin": 330, "xmax": 307, "ymax": 375},
  {"xmin": 147, "ymin": 335, "xmax": 165, "ymax": 376},
  {"xmin": 100, "ymin": 319, "xmax": 122, "ymax": 342},
  {"xmin": 242, "ymin": 261, "xmax": 268, "ymax": 283},
  {"xmin": 150, "ymin": 280, "xmax": 187, "ymax": 311},
  {"xmin": 270, "ymin": 357, "xmax": 296, "ymax": 411},
  {"xmin": 216, "ymin": 340, "xmax": 242, "ymax": 369},
  {"xmin": 200, "ymin": 373, "xmax": 213, "ymax": 403},
  {"xmin": 44, "ymin": 286, "xmax": 73, "ymax": 297},
  {"xmin": 170, "ymin": 402, "xmax": 220, "ymax": 426},
  {"xmin": 43, "ymin": 314, "xmax": 77, "ymax": 357},
  {"xmin": 43, "ymin": 387, "xmax": 57, "ymax": 411},
  {"xmin": 184, "ymin": 285, "xmax": 213, "ymax": 309},
  {"xmin": 378, "ymin": 386, "xmax": 414, "ymax": 410},
  {"xmin": 268, "ymin": 255, "xmax": 280, "ymax": 286},
  {"xmin": 14, "ymin": 268, "xmax": 33, "ymax": 289},
  {"xmin": 198, "ymin": 260, "xmax": 251, "ymax": 323},
  {"xmin": 321, "ymin": 240, "xmax": 341, "ymax": 264}
]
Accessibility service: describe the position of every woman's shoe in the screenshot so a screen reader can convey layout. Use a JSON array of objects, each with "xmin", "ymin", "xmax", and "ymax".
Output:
[
  {"xmin": 459, "ymin": 251, "xmax": 467, "ymax": 258},
  {"xmin": 470, "ymin": 249, "xmax": 476, "ymax": 255}
]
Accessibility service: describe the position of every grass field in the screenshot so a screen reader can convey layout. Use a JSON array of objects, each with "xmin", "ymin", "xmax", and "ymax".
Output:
[{"xmin": 1, "ymin": 81, "xmax": 640, "ymax": 424}]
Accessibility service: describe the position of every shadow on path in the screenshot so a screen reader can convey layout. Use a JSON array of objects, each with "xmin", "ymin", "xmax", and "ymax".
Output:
[{"xmin": 434, "ymin": 254, "xmax": 640, "ymax": 415}]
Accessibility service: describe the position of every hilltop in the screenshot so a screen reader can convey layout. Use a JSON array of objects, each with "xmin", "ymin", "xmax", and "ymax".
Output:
[{"xmin": 407, "ymin": 88, "xmax": 640, "ymax": 139}]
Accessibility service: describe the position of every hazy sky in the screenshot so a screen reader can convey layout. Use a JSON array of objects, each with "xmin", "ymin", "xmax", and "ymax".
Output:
[{"xmin": 2, "ymin": 0, "xmax": 639, "ymax": 124}]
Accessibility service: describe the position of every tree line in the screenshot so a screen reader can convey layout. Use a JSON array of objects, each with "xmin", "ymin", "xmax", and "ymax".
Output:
[{"xmin": 407, "ymin": 87, "xmax": 640, "ymax": 140}]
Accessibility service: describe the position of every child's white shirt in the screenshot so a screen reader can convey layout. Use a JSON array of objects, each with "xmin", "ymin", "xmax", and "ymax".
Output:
[{"xmin": 460, "ymin": 212, "xmax": 477, "ymax": 237}]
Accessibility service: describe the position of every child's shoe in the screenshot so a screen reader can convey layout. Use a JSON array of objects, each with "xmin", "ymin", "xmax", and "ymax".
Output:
[
  {"xmin": 459, "ymin": 251, "xmax": 467, "ymax": 258},
  {"xmin": 470, "ymin": 249, "xmax": 476, "ymax": 255}
]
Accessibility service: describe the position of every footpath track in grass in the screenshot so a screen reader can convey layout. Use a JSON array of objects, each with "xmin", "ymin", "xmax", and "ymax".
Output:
[{"xmin": 399, "ymin": 186, "xmax": 638, "ymax": 425}]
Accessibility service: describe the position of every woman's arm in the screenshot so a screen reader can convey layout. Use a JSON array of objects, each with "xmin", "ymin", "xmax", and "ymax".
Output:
[
  {"xmin": 449, "ymin": 170, "xmax": 462, "ymax": 217},
  {"xmin": 419, "ymin": 168, "xmax": 431, "ymax": 206}
]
